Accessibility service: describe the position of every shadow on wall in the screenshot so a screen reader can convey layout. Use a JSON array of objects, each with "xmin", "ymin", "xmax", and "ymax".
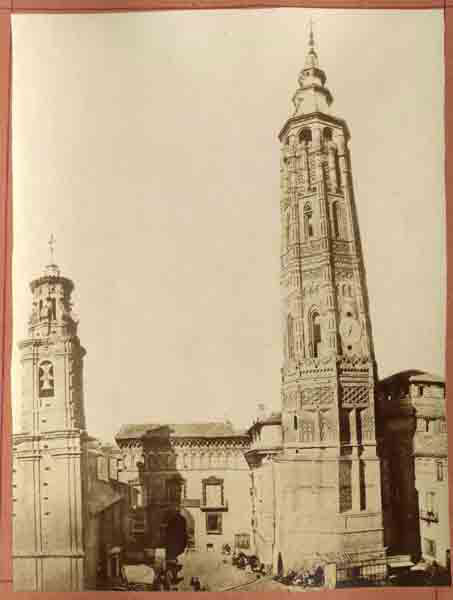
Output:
[{"xmin": 139, "ymin": 426, "xmax": 192, "ymax": 557}]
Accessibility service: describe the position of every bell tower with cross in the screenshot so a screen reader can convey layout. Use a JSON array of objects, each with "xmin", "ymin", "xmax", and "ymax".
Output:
[
  {"xmin": 275, "ymin": 23, "xmax": 386, "ymax": 569},
  {"xmin": 13, "ymin": 237, "xmax": 87, "ymax": 591}
]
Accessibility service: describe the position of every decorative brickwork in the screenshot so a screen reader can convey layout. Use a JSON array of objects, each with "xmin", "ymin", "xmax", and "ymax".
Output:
[{"xmin": 341, "ymin": 385, "xmax": 369, "ymax": 409}]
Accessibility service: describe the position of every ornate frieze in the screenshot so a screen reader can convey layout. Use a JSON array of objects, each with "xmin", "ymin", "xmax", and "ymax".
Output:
[
  {"xmin": 341, "ymin": 385, "xmax": 369, "ymax": 409},
  {"xmin": 301, "ymin": 386, "xmax": 334, "ymax": 409}
]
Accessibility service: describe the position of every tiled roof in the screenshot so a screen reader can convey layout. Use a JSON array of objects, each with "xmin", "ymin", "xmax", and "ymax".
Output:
[
  {"xmin": 379, "ymin": 370, "xmax": 424, "ymax": 388},
  {"xmin": 379, "ymin": 370, "xmax": 444, "ymax": 389},
  {"xmin": 116, "ymin": 422, "xmax": 249, "ymax": 441}
]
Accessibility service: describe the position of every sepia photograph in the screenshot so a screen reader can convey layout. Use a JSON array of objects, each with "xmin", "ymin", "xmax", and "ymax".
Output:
[{"xmin": 10, "ymin": 8, "xmax": 448, "ymax": 591}]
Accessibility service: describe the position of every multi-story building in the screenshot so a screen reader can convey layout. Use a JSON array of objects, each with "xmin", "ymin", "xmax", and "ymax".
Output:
[
  {"xmin": 115, "ymin": 422, "xmax": 252, "ymax": 555},
  {"xmin": 378, "ymin": 371, "xmax": 449, "ymax": 569}
]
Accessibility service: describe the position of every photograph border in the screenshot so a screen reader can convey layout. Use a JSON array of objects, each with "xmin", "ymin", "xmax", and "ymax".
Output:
[{"xmin": 0, "ymin": 2, "xmax": 450, "ymax": 599}]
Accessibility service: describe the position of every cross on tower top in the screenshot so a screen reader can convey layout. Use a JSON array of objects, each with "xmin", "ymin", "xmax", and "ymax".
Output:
[{"xmin": 48, "ymin": 234, "xmax": 56, "ymax": 264}]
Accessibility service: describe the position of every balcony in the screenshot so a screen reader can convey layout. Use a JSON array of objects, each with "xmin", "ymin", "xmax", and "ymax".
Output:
[{"xmin": 420, "ymin": 510, "xmax": 439, "ymax": 523}]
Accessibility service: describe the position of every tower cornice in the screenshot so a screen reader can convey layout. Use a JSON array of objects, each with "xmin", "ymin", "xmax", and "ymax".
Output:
[
  {"xmin": 18, "ymin": 336, "xmax": 86, "ymax": 356},
  {"xmin": 278, "ymin": 111, "xmax": 350, "ymax": 143},
  {"xmin": 30, "ymin": 273, "xmax": 74, "ymax": 294}
]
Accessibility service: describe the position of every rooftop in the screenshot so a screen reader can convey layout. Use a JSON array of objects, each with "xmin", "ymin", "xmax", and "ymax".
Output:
[
  {"xmin": 379, "ymin": 370, "xmax": 444, "ymax": 389},
  {"xmin": 116, "ymin": 421, "xmax": 249, "ymax": 441}
]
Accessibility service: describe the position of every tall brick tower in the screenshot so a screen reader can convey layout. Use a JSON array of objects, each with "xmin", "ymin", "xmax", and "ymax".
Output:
[
  {"xmin": 276, "ymin": 26, "xmax": 386, "ymax": 570},
  {"xmin": 13, "ymin": 239, "xmax": 87, "ymax": 591}
]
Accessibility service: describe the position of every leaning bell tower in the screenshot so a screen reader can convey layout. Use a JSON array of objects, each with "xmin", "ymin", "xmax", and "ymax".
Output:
[
  {"xmin": 276, "ymin": 26, "xmax": 386, "ymax": 569},
  {"xmin": 13, "ymin": 240, "xmax": 87, "ymax": 591}
]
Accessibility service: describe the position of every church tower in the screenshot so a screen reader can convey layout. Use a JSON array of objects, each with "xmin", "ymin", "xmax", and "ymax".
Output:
[
  {"xmin": 13, "ymin": 241, "xmax": 87, "ymax": 591},
  {"xmin": 276, "ymin": 26, "xmax": 386, "ymax": 569}
]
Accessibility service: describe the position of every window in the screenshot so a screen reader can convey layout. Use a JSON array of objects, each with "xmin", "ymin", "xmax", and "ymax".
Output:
[
  {"xmin": 202, "ymin": 476, "xmax": 224, "ymax": 508},
  {"xmin": 287, "ymin": 314, "xmax": 295, "ymax": 360},
  {"xmin": 437, "ymin": 461, "xmax": 444, "ymax": 482},
  {"xmin": 42, "ymin": 297, "xmax": 56, "ymax": 320},
  {"xmin": 424, "ymin": 538, "xmax": 437, "ymax": 559},
  {"xmin": 332, "ymin": 202, "xmax": 346, "ymax": 239},
  {"xmin": 39, "ymin": 361, "xmax": 55, "ymax": 398},
  {"xmin": 426, "ymin": 491, "xmax": 437, "ymax": 515},
  {"xmin": 312, "ymin": 312, "xmax": 322, "ymax": 358},
  {"xmin": 206, "ymin": 512, "xmax": 222, "ymax": 534},
  {"xmin": 51, "ymin": 298, "xmax": 56, "ymax": 319},
  {"xmin": 304, "ymin": 204, "xmax": 314, "ymax": 239},
  {"xmin": 323, "ymin": 127, "xmax": 333, "ymax": 142},
  {"xmin": 299, "ymin": 127, "xmax": 312, "ymax": 144}
]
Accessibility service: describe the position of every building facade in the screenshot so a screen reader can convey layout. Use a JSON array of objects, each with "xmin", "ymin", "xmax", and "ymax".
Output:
[
  {"xmin": 115, "ymin": 423, "xmax": 252, "ymax": 556},
  {"xmin": 379, "ymin": 371, "xmax": 450, "ymax": 569}
]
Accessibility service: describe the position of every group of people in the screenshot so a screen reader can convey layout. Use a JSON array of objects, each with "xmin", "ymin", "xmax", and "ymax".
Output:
[{"xmin": 276, "ymin": 564, "xmax": 325, "ymax": 587}]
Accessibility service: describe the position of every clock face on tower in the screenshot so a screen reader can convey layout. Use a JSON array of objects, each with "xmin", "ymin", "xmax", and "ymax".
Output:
[{"xmin": 339, "ymin": 315, "xmax": 361, "ymax": 347}]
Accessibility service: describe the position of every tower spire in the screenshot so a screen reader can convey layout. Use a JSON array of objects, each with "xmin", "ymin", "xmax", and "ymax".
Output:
[
  {"xmin": 290, "ymin": 18, "xmax": 333, "ymax": 117},
  {"xmin": 304, "ymin": 17, "xmax": 319, "ymax": 70},
  {"xmin": 48, "ymin": 233, "xmax": 56, "ymax": 265},
  {"xmin": 308, "ymin": 17, "xmax": 315, "ymax": 50}
]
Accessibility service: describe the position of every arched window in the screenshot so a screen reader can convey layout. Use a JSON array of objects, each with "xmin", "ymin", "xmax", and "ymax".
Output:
[
  {"xmin": 323, "ymin": 127, "xmax": 333, "ymax": 143},
  {"xmin": 299, "ymin": 127, "xmax": 312, "ymax": 144},
  {"xmin": 287, "ymin": 314, "xmax": 295, "ymax": 360},
  {"xmin": 304, "ymin": 203, "xmax": 314, "ymax": 239},
  {"xmin": 293, "ymin": 415, "xmax": 298, "ymax": 431},
  {"xmin": 332, "ymin": 201, "xmax": 346, "ymax": 239},
  {"xmin": 39, "ymin": 361, "xmax": 54, "ymax": 398},
  {"xmin": 311, "ymin": 312, "xmax": 322, "ymax": 358}
]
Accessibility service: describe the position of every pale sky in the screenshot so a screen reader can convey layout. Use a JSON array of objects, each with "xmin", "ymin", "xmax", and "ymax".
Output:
[{"xmin": 11, "ymin": 9, "xmax": 445, "ymax": 443}]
